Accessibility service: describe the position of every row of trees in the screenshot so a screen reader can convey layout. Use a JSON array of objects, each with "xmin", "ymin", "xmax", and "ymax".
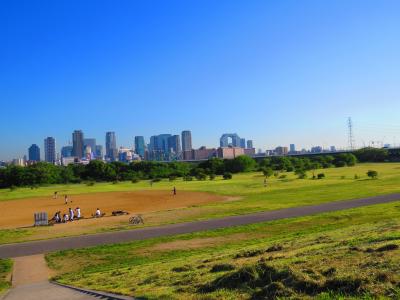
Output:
[{"xmin": 0, "ymin": 153, "xmax": 358, "ymax": 188}]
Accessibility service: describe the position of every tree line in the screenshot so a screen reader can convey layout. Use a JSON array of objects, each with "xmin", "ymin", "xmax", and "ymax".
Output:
[{"xmin": 0, "ymin": 152, "xmax": 362, "ymax": 188}]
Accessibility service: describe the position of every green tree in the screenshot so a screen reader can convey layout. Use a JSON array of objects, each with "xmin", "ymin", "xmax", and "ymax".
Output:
[{"xmin": 367, "ymin": 170, "xmax": 378, "ymax": 179}]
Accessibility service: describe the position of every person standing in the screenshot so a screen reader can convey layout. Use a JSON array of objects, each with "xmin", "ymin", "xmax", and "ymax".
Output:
[
  {"xmin": 64, "ymin": 195, "xmax": 68, "ymax": 205},
  {"xmin": 69, "ymin": 208, "xmax": 74, "ymax": 221},
  {"xmin": 264, "ymin": 178, "xmax": 267, "ymax": 187},
  {"xmin": 75, "ymin": 207, "xmax": 81, "ymax": 219},
  {"xmin": 173, "ymin": 186, "xmax": 177, "ymax": 195},
  {"xmin": 53, "ymin": 191, "xmax": 58, "ymax": 199}
]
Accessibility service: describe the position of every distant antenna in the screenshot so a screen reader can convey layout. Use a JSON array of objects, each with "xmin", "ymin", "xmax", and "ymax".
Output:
[{"xmin": 347, "ymin": 117, "xmax": 355, "ymax": 150}]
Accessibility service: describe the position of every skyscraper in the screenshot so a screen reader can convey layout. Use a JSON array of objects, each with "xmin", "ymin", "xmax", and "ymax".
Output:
[
  {"xmin": 168, "ymin": 135, "xmax": 181, "ymax": 153},
  {"xmin": 61, "ymin": 146, "xmax": 73, "ymax": 158},
  {"xmin": 181, "ymin": 130, "xmax": 192, "ymax": 151},
  {"xmin": 95, "ymin": 145, "xmax": 103, "ymax": 159},
  {"xmin": 72, "ymin": 130, "xmax": 84, "ymax": 158},
  {"xmin": 290, "ymin": 144, "xmax": 296, "ymax": 153},
  {"xmin": 105, "ymin": 131, "xmax": 117, "ymax": 161},
  {"xmin": 240, "ymin": 138, "xmax": 246, "ymax": 148},
  {"xmin": 134, "ymin": 136, "xmax": 145, "ymax": 158},
  {"xmin": 44, "ymin": 137, "xmax": 56, "ymax": 163},
  {"xmin": 246, "ymin": 140, "xmax": 253, "ymax": 149},
  {"xmin": 84, "ymin": 138, "xmax": 96, "ymax": 157},
  {"xmin": 28, "ymin": 144, "xmax": 40, "ymax": 161}
]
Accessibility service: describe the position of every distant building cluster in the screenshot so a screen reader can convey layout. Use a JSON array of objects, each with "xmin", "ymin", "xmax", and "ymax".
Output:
[{"xmin": 2, "ymin": 129, "xmax": 349, "ymax": 167}]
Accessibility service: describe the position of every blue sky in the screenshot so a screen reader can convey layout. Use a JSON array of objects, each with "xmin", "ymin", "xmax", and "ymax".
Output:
[{"xmin": 1, "ymin": 0, "xmax": 400, "ymax": 160}]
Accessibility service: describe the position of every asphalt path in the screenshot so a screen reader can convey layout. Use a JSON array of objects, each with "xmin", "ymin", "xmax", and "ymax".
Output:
[{"xmin": 0, "ymin": 193, "xmax": 399, "ymax": 258}]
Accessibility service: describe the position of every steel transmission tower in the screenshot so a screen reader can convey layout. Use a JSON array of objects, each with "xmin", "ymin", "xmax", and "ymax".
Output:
[{"xmin": 347, "ymin": 117, "xmax": 355, "ymax": 150}]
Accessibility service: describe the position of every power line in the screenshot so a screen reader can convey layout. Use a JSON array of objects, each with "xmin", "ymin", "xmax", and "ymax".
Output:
[{"xmin": 347, "ymin": 117, "xmax": 355, "ymax": 150}]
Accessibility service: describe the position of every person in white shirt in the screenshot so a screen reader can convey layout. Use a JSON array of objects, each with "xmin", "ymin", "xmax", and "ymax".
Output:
[
  {"xmin": 69, "ymin": 208, "xmax": 74, "ymax": 221},
  {"xmin": 75, "ymin": 207, "xmax": 81, "ymax": 219},
  {"xmin": 63, "ymin": 214, "xmax": 69, "ymax": 222},
  {"xmin": 95, "ymin": 208, "xmax": 101, "ymax": 217}
]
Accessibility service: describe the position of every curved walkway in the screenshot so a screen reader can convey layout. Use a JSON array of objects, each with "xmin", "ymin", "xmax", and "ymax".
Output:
[{"xmin": 0, "ymin": 193, "xmax": 399, "ymax": 258}]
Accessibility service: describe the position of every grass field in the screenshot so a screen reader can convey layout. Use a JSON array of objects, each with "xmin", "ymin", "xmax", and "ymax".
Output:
[
  {"xmin": 46, "ymin": 201, "xmax": 400, "ymax": 299},
  {"xmin": 0, "ymin": 259, "xmax": 13, "ymax": 294},
  {"xmin": 1, "ymin": 163, "xmax": 400, "ymax": 245}
]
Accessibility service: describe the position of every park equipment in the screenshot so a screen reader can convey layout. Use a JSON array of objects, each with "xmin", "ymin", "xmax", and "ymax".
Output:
[{"xmin": 34, "ymin": 212, "xmax": 48, "ymax": 226}]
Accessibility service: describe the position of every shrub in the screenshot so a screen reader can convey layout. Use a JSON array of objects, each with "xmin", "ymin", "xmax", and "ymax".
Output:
[
  {"xmin": 209, "ymin": 174, "xmax": 216, "ymax": 180},
  {"xmin": 354, "ymin": 174, "xmax": 360, "ymax": 179},
  {"xmin": 295, "ymin": 169, "xmax": 307, "ymax": 179},
  {"xmin": 317, "ymin": 173, "xmax": 325, "ymax": 179},
  {"xmin": 367, "ymin": 170, "xmax": 378, "ymax": 179},
  {"xmin": 86, "ymin": 181, "xmax": 95, "ymax": 186},
  {"xmin": 279, "ymin": 174, "xmax": 287, "ymax": 179},
  {"xmin": 223, "ymin": 172, "xmax": 233, "ymax": 180},
  {"xmin": 131, "ymin": 177, "xmax": 139, "ymax": 183},
  {"xmin": 195, "ymin": 172, "xmax": 207, "ymax": 181},
  {"xmin": 152, "ymin": 177, "xmax": 162, "ymax": 182},
  {"xmin": 210, "ymin": 264, "xmax": 236, "ymax": 273},
  {"xmin": 262, "ymin": 167, "xmax": 273, "ymax": 178},
  {"xmin": 183, "ymin": 175, "xmax": 193, "ymax": 181}
]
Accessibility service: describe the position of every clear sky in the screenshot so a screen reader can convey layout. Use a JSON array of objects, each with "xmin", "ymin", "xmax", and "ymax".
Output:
[{"xmin": 1, "ymin": 0, "xmax": 400, "ymax": 160}]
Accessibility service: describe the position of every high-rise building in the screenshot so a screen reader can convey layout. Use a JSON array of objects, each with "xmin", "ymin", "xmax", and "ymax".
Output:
[
  {"xmin": 72, "ymin": 130, "xmax": 84, "ymax": 158},
  {"xmin": 84, "ymin": 138, "xmax": 96, "ymax": 157},
  {"xmin": 290, "ymin": 144, "xmax": 296, "ymax": 153},
  {"xmin": 220, "ymin": 133, "xmax": 241, "ymax": 147},
  {"xmin": 44, "ymin": 137, "xmax": 56, "ymax": 163},
  {"xmin": 240, "ymin": 138, "xmax": 246, "ymax": 148},
  {"xmin": 95, "ymin": 145, "xmax": 103, "ymax": 159},
  {"xmin": 246, "ymin": 140, "xmax": 253, "ymax": 149},
  {"xmin": 181, "ymin": 130, "xmax": 192, "ymax": 151},
  {"xmin": 134, "ymin": 136, "xmax": 145, "ymax": 158},
  {"xmin": 275, "ymin": 146, "xmax": 288, "ymax": 156},
  {"xmin": 168, "ymin": 135, "xmax": 181, "ymax": 153},
  {"xmin": 28, "ymin": 144, "xmax": 40, "ymax": 161},
  {"xmin": 105, "ymin": 132, "xmax": 117, "ymax": 161},
  {"xmin": 61, "ymin": 146, "xmax": 73, "ymax": 158}
]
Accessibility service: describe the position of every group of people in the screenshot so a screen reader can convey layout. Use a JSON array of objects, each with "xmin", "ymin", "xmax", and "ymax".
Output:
[{"xmin": 53, "ymin": 207, "xmax": 81, "ymax": 223}]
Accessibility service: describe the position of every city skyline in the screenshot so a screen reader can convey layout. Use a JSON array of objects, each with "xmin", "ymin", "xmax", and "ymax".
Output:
[{"xmin": 1, "ymin": 1, "xmax": 400, "ymax": 160}]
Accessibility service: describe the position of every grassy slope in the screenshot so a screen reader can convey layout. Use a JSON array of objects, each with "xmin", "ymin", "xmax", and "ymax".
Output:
[
  {"xmin": 0, "ymin": 259, "xmax": 13, "ymax": 294},
  {"xmin": 2, "ymin": 163, "xmax": 400, "ymax": 244},
  {"xmin": 46, "ymin": 201, "xmax": 400, "ymax": 299}
]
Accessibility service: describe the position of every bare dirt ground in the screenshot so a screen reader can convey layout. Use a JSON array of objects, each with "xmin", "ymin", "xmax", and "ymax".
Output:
[{"xmin": 0, "ymin": 190, "xmax": 225, "ymax": 229}]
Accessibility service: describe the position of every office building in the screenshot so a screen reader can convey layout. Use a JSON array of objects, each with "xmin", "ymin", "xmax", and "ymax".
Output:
[
  {"xmin": 246, "ymin": 140, "xmax": 253, "ymax": 149},
  {"xmin": 44, "ymin": 137, "xmax": 56, "ymax": 163},
  {"xmin": 72, "ymin": 130, "xmax": 84, "ymax": 158},
  {"xmin": 134, "ymin": 136, "xmax": 145, "ymax": 158},
  {"xmin": 84, "ymin": 138, "xmax": 96, "ymax": 157},
  {"xmin": 181, "ymin": 130, "xmax": 192, "ymax": 151},
  {"xmin": 95, "ymin": 145, "xmax": 103, "ymax": 159},
  {"xmin": 168, "ymin": 135, "xmax": 181, "ymax": 153},
  {"xmin": 275, "ymin": 146, "xmax": 288, "ymax": 156},
  {"xmin": 289, "ymin": 144, "xmax": 296, "ymax": 153},
  {"xmin": 311, "ymin": 146, "xmax": 323, "ymax": 153},
  {"xmin": 105, "ymin": 132, "xmax": 117, "ymax": 161},
  {"xmin": 240, "ymin": 138, "xmax": 246, "ymax": 148},
  {"xmin": 217, "ymin": 147, "xmax": 244, "ymax": 159},
  {"xmin": 28, "ymin": 144, "xmax": 40, "ymax": 162},
  {"xmin": 220, "ymin": 133, "xmax": 241, "ymax": 147},
  {"xmin": 61, "ymin": 146, "xmax": 73, "ymax": 158}
]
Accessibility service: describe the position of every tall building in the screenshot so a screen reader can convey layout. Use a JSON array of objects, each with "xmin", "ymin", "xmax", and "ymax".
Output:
[
  {"xmin": 220, "ymin": 133, "xmax": 241, "ymax": 147},
  {"xmin": 28, "ymin": 144, "xmax": 40, "ymax": 162},
  {"xmin": 44, "ymin": 137, "xmax": 56, "ymax": 163},
  {"xmin": 168, "ymin": 135, "xmax": 181, "ymax": 153},
  {"xmin": 61, "ymin": 146, "xmax": 73, "ymax": 158},
  {"xmin": 181, "ymin": 130, "xmax": 192, "ymax": 151},
  {"xmin": 246, "ymin": 140, "xmax": 253, "ymax": 149},
  {"xmin": 134, "ymin": 136, "xmax": 145, "ymax": 158},
  {"xmin": 275, "ymin": 146, "xmax": 288, "ymax": 156},
  {"xmin": 105, "ymin": 132, "xmax": 117, "ymax": 161},
  {"xmin": 84, "ymin": 138, "xmax": 96, "ymax": 157},
  {"xmin": 95, "ymin": 145, "xmax": 103, "ymax": 159},
  {"xmin": 290, "ymin": 144, "xmax": 296, "ymax": 153},
  {"xmin": 72, "ymin": 130, "xmax": 84, "ymax": 158},
  {"xmin": 240, "ymin": 138, "xmax": 246, "ymax": 148}
]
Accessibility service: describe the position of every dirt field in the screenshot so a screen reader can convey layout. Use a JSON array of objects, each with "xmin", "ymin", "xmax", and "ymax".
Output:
[{"xmin": 0, "ymin": 190, "xmax": 225, "ymax": 229}]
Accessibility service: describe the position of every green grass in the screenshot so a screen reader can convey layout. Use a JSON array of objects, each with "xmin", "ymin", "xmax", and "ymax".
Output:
[
  {"xmin": 46, "ymin": 201, "xmax": 400, "ymax": 299},
  {"xmin": 0, "ymin": 259, "xmax": 13, "ymax": 294},
  {"xmin": 2, "ymin": 163, "xmax": 400, "ymax": 245}
]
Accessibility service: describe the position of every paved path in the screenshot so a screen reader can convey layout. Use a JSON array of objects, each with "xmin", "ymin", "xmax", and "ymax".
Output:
[
  {"xmin": 0, "ymin": 193, "xmax": 399, "ymax": 258},
  {"xmin": 1, "ymin": 255, "xmax": 98, "ymax": 300}
]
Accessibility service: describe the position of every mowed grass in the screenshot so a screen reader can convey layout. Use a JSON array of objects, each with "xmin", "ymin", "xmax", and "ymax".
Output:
[
  {"xmin": 0, "ymin": 259, "xmax": 13, "ymax": 294},
  {"xmin": 1, "ymin": 163, "xmax": 400, "ymax": 245},
  {"xmin": 46, "ymin": 201, "xmax": 400, "ymax": 299}
]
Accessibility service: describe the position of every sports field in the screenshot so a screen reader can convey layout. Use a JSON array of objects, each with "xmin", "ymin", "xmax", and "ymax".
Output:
[{"xmin": 1, "ymin": 163, "xmax": 400, "ymax": 245}]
